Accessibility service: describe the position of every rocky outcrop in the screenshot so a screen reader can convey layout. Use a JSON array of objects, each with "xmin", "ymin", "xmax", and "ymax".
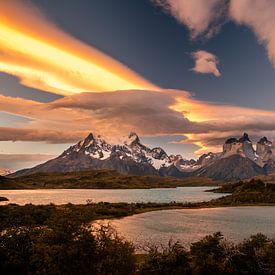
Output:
[
  {"xmin": 222, "ymin": 133, "xmax": 257, "ymax": 162},
  {"xmin": 256, "ymin": 137, "xmax": 274, "ymax": 164}
]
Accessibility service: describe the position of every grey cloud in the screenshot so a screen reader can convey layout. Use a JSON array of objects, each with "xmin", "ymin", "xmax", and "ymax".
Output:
[{"xmin": 0, "ymin": 127, "xmax": 87, "ymax": 144}]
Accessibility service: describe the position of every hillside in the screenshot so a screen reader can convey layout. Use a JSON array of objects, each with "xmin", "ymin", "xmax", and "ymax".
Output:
[
  {"xmin": 0, "ymin": 170, "xmax": 218, "ymax": 189},
  {"xmin": 210, "ymin": 179, "xmax": 275, "ymax": 204},
  {"xmin": 196, "ymin": 155, "xmax": 265, "ymax": 181}
]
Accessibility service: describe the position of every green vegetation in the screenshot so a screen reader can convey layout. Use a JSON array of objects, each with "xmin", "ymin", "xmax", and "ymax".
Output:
[
  {"xmin": 210, "ymin": 178, "xmax": 275, "ymax": 205},
  {"xmin": 1, "ymin": 178, "xmax": 275, "ymax": 232},
  {"xmin": 0, "ymin": 202, "xmax": 204, "ymax": 231},
  {"xmin": 1, "ymin": 208, "xmax": 274, "ymax": 275},
  {"xmin": 0, "ymin": 218, "xmax": 135, "ymax": 275},
  {"xmin": 138, "ymin": 232, "xmax": 275, "ymax": 275},
  {"xmin": 1, "ymin": 178, "xmax": 275, "ymax": 274},
  {"xmin": 1, "ymin": 170, "xmax": 219, "ymax": 189}
]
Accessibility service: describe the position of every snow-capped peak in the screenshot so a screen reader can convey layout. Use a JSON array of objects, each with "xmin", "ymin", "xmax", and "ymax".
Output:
[
  {"xmin": 59, "ymin": 132, "xmax": 173, "ymax": 170},
  {"xmin": 0, "ymin": 168, "xmax": 13, "ymax": 176},
  {"xmin": 124, "ymin": 132, "xmax": 140, "ymax": 146}
]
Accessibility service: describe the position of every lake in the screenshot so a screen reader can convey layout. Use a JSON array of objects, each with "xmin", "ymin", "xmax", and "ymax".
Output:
[
  {"xmin": 0, "ymin": 186, "xmax": 224, "ymax": 205},
  {"xmin": 97, "ymin": 206, "xmax": 275, "ymax": 251}
]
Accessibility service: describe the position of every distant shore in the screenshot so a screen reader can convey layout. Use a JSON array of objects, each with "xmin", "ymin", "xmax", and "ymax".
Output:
[
  {"xmin": 1, "ymin": 179, "xmax": 274, "ymax": 228},
  {"xmin": 1, "ymin": 170, "xmax": 220, "ymax": 189},
  {"xmin": 1, "ymin": 178, "xmax": 275, "ymax": 229}
]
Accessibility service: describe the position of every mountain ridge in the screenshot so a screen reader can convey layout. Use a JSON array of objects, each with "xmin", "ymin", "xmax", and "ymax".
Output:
[{"xmin": 10, "ymin": 132, "xmax": 275, "ymax": 181}]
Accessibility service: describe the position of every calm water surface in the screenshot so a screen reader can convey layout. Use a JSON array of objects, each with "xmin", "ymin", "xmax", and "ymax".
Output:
[
  {"xmin": 98, "ymin": 206, "xmax": 275, "ymax": 250},
  {"xmin": 0, "ymin": 187, "xmax": 225, "ymax": 205}
]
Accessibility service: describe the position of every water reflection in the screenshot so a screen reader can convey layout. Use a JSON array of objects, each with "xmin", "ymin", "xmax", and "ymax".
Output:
[
  {"xmin": 0, "ymin": 187, "xmax": 225, "ymax": 205},
  {"xmin": 99, "ymin": 206, "xmax": 275, "ymax": 251}
]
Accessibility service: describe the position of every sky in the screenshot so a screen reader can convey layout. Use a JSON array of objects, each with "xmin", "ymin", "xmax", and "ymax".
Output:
[{"xmin": 0, "ymin": 0, "xmax": 275, "ymax": 170}]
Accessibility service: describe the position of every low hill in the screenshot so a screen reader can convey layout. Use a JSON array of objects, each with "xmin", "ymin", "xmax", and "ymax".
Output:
[
  {"xmin": 0, "ymin": 170, "xmax": 218, "ymax": 189},
  {"xmin": 211, "ymin": 178, "xmax": 275, "ymax": 204}
]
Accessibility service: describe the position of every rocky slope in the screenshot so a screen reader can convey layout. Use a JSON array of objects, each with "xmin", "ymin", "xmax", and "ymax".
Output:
[
  {"xmin": 195, "ymin": 155, "xmax": 265, "ymax": 181},
  {"xmin": 195, "ymin": 133, "xmax": 274, "ymax": 181}
]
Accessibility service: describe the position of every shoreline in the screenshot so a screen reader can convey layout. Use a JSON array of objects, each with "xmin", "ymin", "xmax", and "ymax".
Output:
[
  {"xmin": 0, "ymin": 196, "xmax": 8, "ymax": 202},
  {"xmin": 2, "ymin": 199, "xmax": 275, "ymax": 222},
  {"xmin": 94, "ymin": 202, "xmax": 275, "ymax": 220},
  {"xmin": 1, "ymin": 179, "xmax": 274, "ymax": 222}
]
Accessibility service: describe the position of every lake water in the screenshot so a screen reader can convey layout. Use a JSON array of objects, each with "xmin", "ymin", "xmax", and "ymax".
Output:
[
  {"xmin": 98, "ymin": 206, "xmax": 275, "ymax": 251},
  {"xmin": 0, "ymin": 187, "xmax": 225, "ymax": 205}
]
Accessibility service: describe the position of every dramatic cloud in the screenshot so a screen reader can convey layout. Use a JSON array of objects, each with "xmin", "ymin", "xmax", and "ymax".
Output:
[
  {"xmin": 0, "ymin": 89, "xmax": 275, "ymax": 154},
  {"xmin": 0, "ymin": 0, "xmax": 157, "ymax": 96},
  {"xmin": 152, "ymin": 0, "xmax": 227, "ymax": 38},
  {"xmin": 50, "ymin": 90, "xmax": 275, "ymax": 147},
  {"xmin": 0, "ymin": 154, "xmax": 56, "ymax": 162},
  {"xmin": 0, "ymin": 127, "xmax": 87, "ymax": 144},
  {"xmin": 49, "ymin": 90, "xmax": 204, "ymax": 137},
  {"xmin": 229, "ymin": 0, "xmax": 275, "ymax": 66},
  {"xmin": 0, "ymin": 154, "xmax": 56, "ymax": 170},
  {"xmin": 191, "ymin": 50, "xmax": 221, "ymax": 77}
]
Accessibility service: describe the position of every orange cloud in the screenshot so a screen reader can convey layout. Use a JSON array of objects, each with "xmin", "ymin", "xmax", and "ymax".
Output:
[
  {"xmin": 0, "ymin": 126, "xmax": 87, "ymax": 143},
  {"xmin": 0, "ymin": 0, "xmax": 158, "ymax": 96}
]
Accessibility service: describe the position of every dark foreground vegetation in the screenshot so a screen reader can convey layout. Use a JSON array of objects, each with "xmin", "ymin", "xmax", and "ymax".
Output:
[
  {"xmin": 0, "ymin": 209, "xmax": 274, "ymax": 275},
  {"xmin": 1, "ymin": 170, "xmax": 218, "ymax": 189},
  {"xmin": 1, "ymin": 178, "xmax": 275, "ymax": 274}
]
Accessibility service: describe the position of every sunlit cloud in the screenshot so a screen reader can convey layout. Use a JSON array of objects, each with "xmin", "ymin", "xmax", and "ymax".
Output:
[
  {"xmin": 229, "ymin": 0, "xmax": 275, "ymax": 66},
  {"xmin": 152, "ymin": 0, "xmax": 227, "ymax": 38},
  {"xmin": 0, "ymin": 153, "xmax": 56, "ymax": 162},
  {"xmin": 153, "ymin": 0, "xmax": 275, "ymax": 67},
  {"xmin": 0, "ymin": 89, "xmax": 274, "ymax": 155},
  {"xmin": 0, "ymin": 0, "xmax": 274, "ymax": 158},
  {"xmin": 0, "ymin": 0, "xmax": 157, "ymax": 96},
  {"xmin": 0, "ymin": 153, "xmax": 57, "ymax": 170},
  {"xmin": 0, "ymin": 126, "xmax": 87, "ymax": 144},
  {"xmin": 191, "ymin": 50, "xmax": 221, "ymax": 77}
]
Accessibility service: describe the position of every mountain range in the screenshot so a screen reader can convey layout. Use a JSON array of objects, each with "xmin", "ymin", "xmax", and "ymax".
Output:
[{"xmin": 10, "ymin": 132, "xmax": 275, "ymax": 181}]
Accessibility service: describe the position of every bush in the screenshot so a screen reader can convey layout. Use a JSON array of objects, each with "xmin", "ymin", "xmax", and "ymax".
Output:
[
  {"xmin": 0, "ymin": 208, "xmax": 274, "ymax": 275},
  {"xmin": 0, "ymin": 220, "xmax": 135, "ymax": 275}
]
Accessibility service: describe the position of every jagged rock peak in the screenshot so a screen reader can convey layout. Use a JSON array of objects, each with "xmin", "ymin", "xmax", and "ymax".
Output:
[
  {"xmin": 238, "ymin": 132, "xmax": 251, "ymax": 143},
  {"xmin": 82, "ymin": 132, "xmax": 95, "ymax": 147},
  {"xmin": 85, "ymin": 133, "xmax": 95, "ymax": 141},
  {"xmin": 225, "ymin": 137, "xmax": 238, "ymax": 144},
  {"xmin": 258, "ymin": 136, "xmax": 272, "ymax": 145},
  {"xmin": 125, "ymin": 132, "xmax": 140, "ymax": 146},
  {"xmin": 150, "ymin": 147, "xmax": 168, "ymax": 159}
]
